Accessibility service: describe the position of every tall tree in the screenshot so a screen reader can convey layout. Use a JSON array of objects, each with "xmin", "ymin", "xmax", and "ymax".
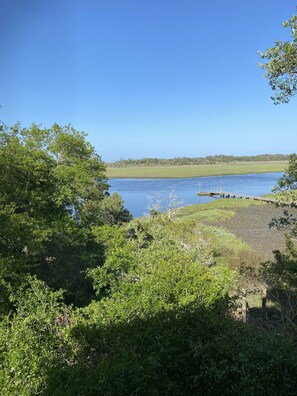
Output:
[
  {"xmin": 259, "ymin": 10, "xmax": 297, "ymax": 333},
  {"xmin": 0, "ymin": 123, "xmax": 130, "ymax": 308}
]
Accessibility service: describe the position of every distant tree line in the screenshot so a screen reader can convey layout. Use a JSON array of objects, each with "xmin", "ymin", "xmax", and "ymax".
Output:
[{"xmin": 107, "ymin": 154, "xmax": 289, "ymax": 167}]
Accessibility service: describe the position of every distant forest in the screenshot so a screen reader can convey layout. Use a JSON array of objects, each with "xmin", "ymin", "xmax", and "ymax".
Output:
[{"xmin": 107, "ymin": 154, "xmax": 290, "ymax": 167}]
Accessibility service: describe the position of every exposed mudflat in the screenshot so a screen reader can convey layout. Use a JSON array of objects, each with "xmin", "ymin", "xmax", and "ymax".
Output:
[{"xmin": 217, "ymin": 204, "xmax": 296, "ymax": 260}]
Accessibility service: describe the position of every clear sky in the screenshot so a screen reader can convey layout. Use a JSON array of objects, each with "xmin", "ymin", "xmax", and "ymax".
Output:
[{"xmin": 1, "ymin": 0, "xmax": 296, "ymax": 161}]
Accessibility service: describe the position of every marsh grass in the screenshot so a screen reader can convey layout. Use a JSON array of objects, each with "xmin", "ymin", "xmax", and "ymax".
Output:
[
  {"xmin": 191, "ymin": 200, "xmax": 295, "ymax": 318},
  {"xmin": 202, "ymin": 225, "xmax": 251, "ymax": 260},
  {"xmin": 180, "ymin": 208, "xmax": 235, "ymax": 222},
  {"xmin": 178, "ymin": 198, "xmax": 263, "ymax": 221},
  {"xmin": 177, "ymin": 199, "xmax": 266, "ymax": 307},
  {"xmin": 169, "ymin": 197, "xmax": 294, "ymax": 319},
  {"xmin": 107, "ymin": 161, "xmax": 287, "ymax": 178},
  {"xmin": 177, "ymin": 200, "xmax": 256, "ymax": 269}
]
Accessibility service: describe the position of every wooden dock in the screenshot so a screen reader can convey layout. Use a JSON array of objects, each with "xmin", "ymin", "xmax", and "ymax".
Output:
[{"xmin": 197, "ymin": 191, "xmax": 278, "ymax": 204}]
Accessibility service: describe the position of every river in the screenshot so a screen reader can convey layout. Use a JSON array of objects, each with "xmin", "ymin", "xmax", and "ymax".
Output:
[{"xmin": 109, "ymin": 172, "xmax": 283, "ymax": 217}]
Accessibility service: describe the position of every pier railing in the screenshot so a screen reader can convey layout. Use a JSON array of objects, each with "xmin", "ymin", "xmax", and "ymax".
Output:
[{"xmin": 197, "ymin": 191, "xmax": 294, "ymax": 205}]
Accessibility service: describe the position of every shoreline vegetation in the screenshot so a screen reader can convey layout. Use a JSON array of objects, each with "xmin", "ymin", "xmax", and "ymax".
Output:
[
  {"xmin": 2, "ymin": 124, "xmax": 297, "ymax": 394},
  {"xmin": 106, "ymin": 160, "xmax": 288, "ymax": 179}
]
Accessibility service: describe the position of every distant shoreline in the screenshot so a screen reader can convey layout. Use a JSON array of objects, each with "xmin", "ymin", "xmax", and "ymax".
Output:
[{"xmin": 106, "ymin": 161, "xmax": 287, "ymax": 179}]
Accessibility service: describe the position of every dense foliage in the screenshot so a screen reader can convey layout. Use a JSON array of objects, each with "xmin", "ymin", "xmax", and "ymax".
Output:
[
  {"xmin": 1, "ymin": 123, "xmax": 297, "ymax": 395},
  {"xmin": 258, "ymin": 5, "xmax": 297, "ymax": 333},
  {"xmin": 1, "ymin": 217, "xmax": 297, "ymax": 395},
  {"xmin": 259, "ymin": 11, "xmax": 297, "ymax": 104},
  {"xmin": 108, "ymin": 154, "xmax": 289, "ymax": 168},
  {"xmin": 0, "ymin": 123, "xmax": 131, "ymax": 308},
  {"xmin": 270, "ymin": 153, "xmax": 297, "ymax": 235},
  {"xmin": 256, "ymin": 154, "xmax": 297, "ymax": 335}
]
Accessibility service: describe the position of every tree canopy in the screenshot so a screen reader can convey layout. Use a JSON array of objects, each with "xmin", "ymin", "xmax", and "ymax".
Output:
[
  {"xmin": 258, "ymin": 8, "xmax": 297, "ymax": 339},
  {"xmin": 0, "ymin": 123, "xmax": 131, "ymax": 308},
  {"xmin": 259, "ymin": 12, "xmax": 297, "ymax": 104}
]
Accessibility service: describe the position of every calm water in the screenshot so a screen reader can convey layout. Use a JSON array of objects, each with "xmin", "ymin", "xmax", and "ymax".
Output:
[{"xmin": 109, "ymin": 172, "xmax": 283, "ymax": 217}]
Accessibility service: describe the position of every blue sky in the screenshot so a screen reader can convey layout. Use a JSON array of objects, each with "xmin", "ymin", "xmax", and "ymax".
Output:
[{"xmin": 1, "ymin": 0, "xmax": 296, "ymax": 161}]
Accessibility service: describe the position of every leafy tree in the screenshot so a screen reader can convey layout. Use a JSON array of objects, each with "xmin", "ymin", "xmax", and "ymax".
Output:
[
  {"xmin": 97, "ymin": 192, "xmax": 132, "ymax": 225},
  {"xmin": 269, "ymin": 154, "xmax": 297, "ymax": 238},
  {"xmin": 259, "ymin": 10, "xmax": 297, "ymax": 331},
  {"xmin": 259, "ymin": 12, "xmax": 297, "ymax": 104},
  {"xmin": 5, "ymin": 217, "xmax": 294, "ymax": 396},
  {"xmin": 88, "ymin": 216, "xmax": 233, "ymax": 314},
  {"xmin": 258, "ymin": 236, "xmax": 297, "ymax": 332},
  {"xmin": 0, "ymin": 123, "xmax": 131, "ymax": 309},
  {"xmin": 260, "ymin": 154, "xmax": 297, "ymax": 333},
  {"xmin": 1, "ymin": 198, "xmax": 297, "ymax": 394}
]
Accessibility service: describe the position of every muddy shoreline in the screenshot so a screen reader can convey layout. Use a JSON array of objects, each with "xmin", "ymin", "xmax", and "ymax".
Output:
[{"xmin": 217, "ymin": 204, "xmax": 296, "ymax": 260}]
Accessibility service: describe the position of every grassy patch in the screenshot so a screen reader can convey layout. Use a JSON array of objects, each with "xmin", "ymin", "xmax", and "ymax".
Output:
[
  {"xmin": 178, "ymin": 198, "xmax": 263, "ymax": 222},
  {"xmin": 176, "ymin": 197, "xmax": 291, "ymax": 323},
  {"xmin": 180, "ymin": 208, "xmax": 235, "ymax": 222},
  {"xmin": 202, "ymin": 225, "xmax": 250, "ymax": 256},
  {"xmin": 176, "ymin": 199, "xmax": 263, "ymax": 272},
  {"xmin": 107, "ymin": 161, "xmax": 287, "ymax": 179},
  {"xmin": 176, "ymin": 200, "xmax": 256, "ymax": 257}
]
